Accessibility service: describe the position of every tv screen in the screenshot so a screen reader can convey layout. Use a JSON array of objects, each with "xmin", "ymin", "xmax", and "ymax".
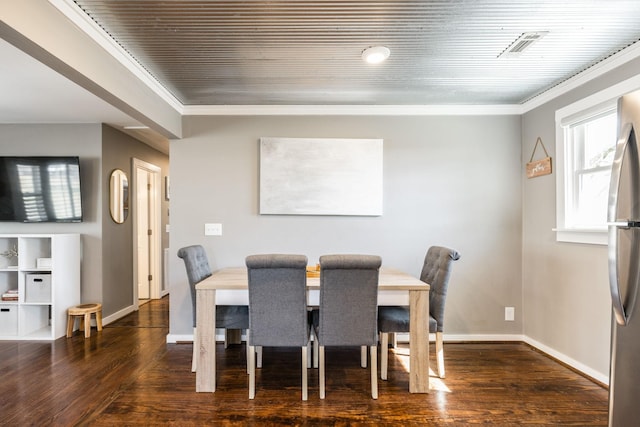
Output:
[{"xmin": 0, "ymin": 157, "xmax": 83, "ymax": 222}]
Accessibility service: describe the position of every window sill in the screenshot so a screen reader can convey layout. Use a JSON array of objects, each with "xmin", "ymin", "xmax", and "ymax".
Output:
[{"xmin": 553, "ymin": 228, "xmax": 608, "ymax": 245}]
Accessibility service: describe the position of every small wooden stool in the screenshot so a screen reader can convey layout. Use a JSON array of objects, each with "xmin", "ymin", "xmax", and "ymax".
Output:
[{"xmin": 66, "ymin": 303, "xmax": 103, "ymax": 338}]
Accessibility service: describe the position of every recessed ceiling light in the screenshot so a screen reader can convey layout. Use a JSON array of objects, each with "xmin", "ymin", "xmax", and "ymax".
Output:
[{"xmin": 362, "ymin": 46, "xmax": 390, "ymax": 64}]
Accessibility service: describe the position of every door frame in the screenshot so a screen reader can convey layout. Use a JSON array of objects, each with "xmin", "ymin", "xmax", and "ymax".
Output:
[{"xmin": 131, "ymin": 158, "xmax": 162, "ymax": 306}]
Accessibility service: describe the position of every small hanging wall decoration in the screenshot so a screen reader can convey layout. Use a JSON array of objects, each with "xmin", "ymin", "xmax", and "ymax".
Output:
[{"xmin": 526, "ymin": 137, "xmax": 552, "ymax": 178}]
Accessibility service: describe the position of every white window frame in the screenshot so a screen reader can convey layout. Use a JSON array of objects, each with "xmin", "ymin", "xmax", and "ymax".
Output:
[{"xmin": 555, "ymin": 75, "xmax": 640, "ymax": 245}]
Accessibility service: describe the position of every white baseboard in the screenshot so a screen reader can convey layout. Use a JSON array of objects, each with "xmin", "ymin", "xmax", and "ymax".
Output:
[
  {"xmin": 167, "ymin": 334, "xmax": 193, "ymax": 344},
  {"xmin": 392, "ymin": 333, "xmax": 524, "ymax": 343},
  {"xmin": 101, "ymin": 304, "xmax": 137, "ymax": 326},
  {"xmin": 163, "ymin": 330, "xmax": 609, "ymax": 385},
  {"xmin": 523, "ymin": 336, "xmax": 609, "ymax": 385},
  {"xmin": 167, "ymin": 331, "xmax": 231, "ymax": 344}
]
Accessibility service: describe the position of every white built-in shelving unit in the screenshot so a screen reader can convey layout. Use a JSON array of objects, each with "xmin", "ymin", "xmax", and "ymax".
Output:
[{"xmin": 0, "ymin": 234, "xmax": 80, "ymax": 340}]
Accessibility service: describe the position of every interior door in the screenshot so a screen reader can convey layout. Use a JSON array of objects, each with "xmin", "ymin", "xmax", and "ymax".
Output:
[
  {"xmin": 136, "ymin": 167, "xmax": 151, "ymax": 300},
  {"xmin": 132, "ymin": 158, "xmax": 162, "ymax": 304}
]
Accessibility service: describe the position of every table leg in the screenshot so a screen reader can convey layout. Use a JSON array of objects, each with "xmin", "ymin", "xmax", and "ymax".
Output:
[
  {"xmin": 196, "ymin": 288, "xmax": 217, "ymax": 392},
  {"xmin": 409, "ymin": 289, "xmax": 430, "ymax": 393}
]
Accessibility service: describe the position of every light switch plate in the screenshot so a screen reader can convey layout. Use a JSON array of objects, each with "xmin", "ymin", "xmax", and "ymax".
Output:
[
  {"xmin": 505, "ymin": 307, "xmax": 515, "ymax": 321},
  {"xmin": 204, "ymin": 223, "xmax": 222, "ymax": 236}
]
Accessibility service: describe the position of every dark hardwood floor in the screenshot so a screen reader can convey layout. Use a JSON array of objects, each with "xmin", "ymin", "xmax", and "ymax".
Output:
[{"xmin": 0, "ymin": 297, "xmax": 608, "ymax": 426}]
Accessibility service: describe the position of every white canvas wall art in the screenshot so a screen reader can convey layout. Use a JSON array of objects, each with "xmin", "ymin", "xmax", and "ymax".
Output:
[{"xmin": 259, "ymin": 137, "xmax": 383, "ymax": 216}]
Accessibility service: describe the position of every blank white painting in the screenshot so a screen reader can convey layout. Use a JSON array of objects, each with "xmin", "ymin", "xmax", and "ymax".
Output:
[{"xmin": 260, "ymin": 137, "xmax": 383, "ymax": 216}]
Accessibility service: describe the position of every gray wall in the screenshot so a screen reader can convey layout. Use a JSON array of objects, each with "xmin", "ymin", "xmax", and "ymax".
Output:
[
  {"xmin": 169, "ymin": 115, "xmax": 523, "ymax": 337},
  {"xmin": 101, "ymin": 125, "xmax": 169, "ymax": 315},
  {"xmin": 0, "ymin": 123, "xmax": 169, "ymax": 318},
  {"xmin": 0, "ymin": 124, "xmax": 103, "ymax": 302},
  {"xmin": 522, "ymin": 56, "xmax": 640, "ymax": 378}
]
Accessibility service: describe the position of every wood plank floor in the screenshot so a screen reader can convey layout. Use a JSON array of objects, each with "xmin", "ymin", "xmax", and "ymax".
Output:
[{"xmin": 0, "ymin": 297, "xmax": 608, "ymax": 426}]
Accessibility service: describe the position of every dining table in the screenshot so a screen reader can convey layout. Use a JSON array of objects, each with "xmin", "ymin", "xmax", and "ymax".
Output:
[{"xmin": 194, "ymin": 266, "xmax": 431, "ymax": 393}]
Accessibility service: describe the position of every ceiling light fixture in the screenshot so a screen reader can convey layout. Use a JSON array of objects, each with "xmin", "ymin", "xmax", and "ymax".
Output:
[
  {"xmin": 362, "ymin": 46, "xmax": 390, "ymax": 64},
  {"xmin": 123, "ymin": 125, "xmax": 150, "ymax": 130}
]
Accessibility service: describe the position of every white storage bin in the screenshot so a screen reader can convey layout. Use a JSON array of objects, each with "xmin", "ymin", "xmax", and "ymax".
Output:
[
  {"xmin": 0, "ymin": 305, "xmax": 18, "ymax": 335},
  {"xmin": 25, "ymin": 274, "xmax": 52, "ymax": 303}
]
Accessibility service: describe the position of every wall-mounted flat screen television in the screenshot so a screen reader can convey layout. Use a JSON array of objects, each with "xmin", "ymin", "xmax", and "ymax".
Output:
[{"xmin": 0, "ymin": 157, "xmax": 83, "ymax": 222}]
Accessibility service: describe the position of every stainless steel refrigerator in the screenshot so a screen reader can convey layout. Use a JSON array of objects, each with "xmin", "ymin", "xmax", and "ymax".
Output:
[{"xmin": 608, "ymin": 88, "xmax": 640, "ymax": 426}]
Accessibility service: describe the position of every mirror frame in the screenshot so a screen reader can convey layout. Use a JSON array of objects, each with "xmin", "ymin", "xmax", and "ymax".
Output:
[{"xmin": 109, "ymin": 169, "xmax": 129, "ymax": 223}]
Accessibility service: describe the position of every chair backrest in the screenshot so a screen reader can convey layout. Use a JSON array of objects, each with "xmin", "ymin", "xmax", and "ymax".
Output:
[
  {"xmin": 420, "ymin": 246, "xmax": 461, "ymax": 332},
  {"xmin": 318, "ymin": 254, "xmax": 382, "ymax": 346},
  {"xmin": 177, "ymin": 245, "xmax": 212, "ymax": 326},
  {"xmin": 246, "ymin": 254, "xmax": 309, "ymax": 347}
]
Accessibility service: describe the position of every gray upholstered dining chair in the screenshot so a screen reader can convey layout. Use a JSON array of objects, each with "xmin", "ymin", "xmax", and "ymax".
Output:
[
  {"xmin": 378, "ymin": 246, "xmax": 460, "ymax": 379},
  {"xmin": 177, "ymin": 245, "xmax": 249, "ymax": 372},
  {"xmin": 312, "ymin": 254, "xmax": 382, "ymax": 399},
  {"xmin": 246, "ymin": 254, "xmax": 310, "ymax": 400}
]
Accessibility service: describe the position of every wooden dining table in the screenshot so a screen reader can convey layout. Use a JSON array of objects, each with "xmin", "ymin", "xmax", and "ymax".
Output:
[{"xmin": 195, "ymin": 266, "xmax": 431, "ymax": 393}]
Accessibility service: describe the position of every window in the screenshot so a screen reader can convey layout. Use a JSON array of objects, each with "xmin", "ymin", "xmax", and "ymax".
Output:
[
  {"xmin": 566, "ymin": 110, "xmax": 617, "ymax": 228},
  {"xmin": 555, "ymin": 100, "xmax": 617, "ymax": 245}
]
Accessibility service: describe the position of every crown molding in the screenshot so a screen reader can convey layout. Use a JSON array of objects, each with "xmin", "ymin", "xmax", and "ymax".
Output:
[
  {"xmin": 521, "ymin": 40, "xmax": 640, "ymax": 113},
  {"xmin": 49, "ymin": 0, "xmax": 183, "ymax": 114},
  {"xmin": 182, "ymin": 104, "xmax": 521, "ymax": 116}
]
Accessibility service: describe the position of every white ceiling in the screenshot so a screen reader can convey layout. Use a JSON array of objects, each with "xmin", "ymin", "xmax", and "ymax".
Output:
[
  {"xmin": 0, "ymin": 38, "xmax": 139, "ymax": 127},
  {"xmin": 0, "ymin": 37, "xmax": 170, "ymax": 153}
]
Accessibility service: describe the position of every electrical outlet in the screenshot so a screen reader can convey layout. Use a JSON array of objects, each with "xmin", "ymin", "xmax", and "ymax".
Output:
[
  {"xmin": 204, "ymin": 223, "xmax": 222, "ymax": 236},
  {"xmin": 505, "ymin": 306, "xmax": 515, "ymax": 321}
]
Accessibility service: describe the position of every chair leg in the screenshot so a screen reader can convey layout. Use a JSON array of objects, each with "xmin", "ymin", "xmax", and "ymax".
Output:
[
  {"xmin": 313, "ymin": 330, "xmax": 319, "ymax": 369},
  {"xmin": 249, "ymin": 345, "xmax": 256, "ymax": 399},
  {"xmin": 257, "ymin": 346, "xmax": 263, "ymax": 368},
  {"xmin": 306, "ymin": 341, "xmax": 312, "ymax": 368},
  {"xmin": 436, "ymin": 331, "xmax": 445, "ymax": 378},
  {"xmin": 361, "ymin": 346, "xmax": 367, "ymax": 368},
  {"xmin": 319, "ymin": 346, "xmax": 326, "ymax": 399},
  {"xmin": 301, "ymin": 346, "xmax": 308, "ymax": 401},
  {"xmin": 192, "ymin": 327, "xmax": 198, "ymax": 373},
  {"xmin": 380, "ymin": 332, "xmax": 389, "ymax": 380},
  {"xmin": 245, "ymin": 329, "xmax": 250, "ymax": 374},
  {"xmin": 370, "ymin": 345, "xmax": 378, "ymax": 399}
]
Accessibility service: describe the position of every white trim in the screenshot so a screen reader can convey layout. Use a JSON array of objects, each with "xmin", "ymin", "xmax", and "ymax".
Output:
[
  {"xmin": 443, "ymin": 334, "xmax": 525, "ymax": 342},
  {"xmin": 166, "ymin": 334, "xmax": 193, "ymax": 344},
  {"xmin": 555, "ymin": 74, "xmax": 640, "ymax": 121},
  {"xmin": 393, "ymin": 333, "xmax": 524, "ymax": 343},
  {"xmin": 523, "ymin": 336, "xmax": 609, "ymax": 385},
  {"xmin": 102, "ymin": 304, "xmax": 136, "ymax": 326},
  {"xmin": 166, "ymin": 330, "xmax": 234, "ymax": 344},
  {"xmin": 554, "ymin": 229, "xmax": 609, "ymax": 245},
  {"xmin": 48, "ymin": 0, "xmax": 183, "ymax": 113},
  {"xmin": 182, "ymin": 104, "xmax": 521, "ymax": 116},
  {"xmin": 523, "ymin": 41, "xmax": 640, "ymax": 113},
  {"xmin": 553, "ymin": 83, "xmax": 635, "ymax": 245}
]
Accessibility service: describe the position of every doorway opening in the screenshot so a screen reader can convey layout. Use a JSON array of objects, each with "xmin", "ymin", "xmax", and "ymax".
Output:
[{"xmin": 132, "ymin": 158, "xmax": 162, "ymax": 308}]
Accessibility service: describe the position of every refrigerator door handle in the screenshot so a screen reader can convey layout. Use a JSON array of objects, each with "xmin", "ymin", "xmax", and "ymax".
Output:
[
  {"xmin": 608, "ymin": 123, "xmax": 634, "ymax": 326},
  {"xmin": 607, "ymin": 220, "xmax": 640, "ymax": 228}
]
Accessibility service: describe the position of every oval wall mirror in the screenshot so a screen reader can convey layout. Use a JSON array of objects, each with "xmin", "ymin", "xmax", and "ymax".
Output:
[{"xmin": 110, "ymin": 169, "xmax": 129, "ymax": 223}]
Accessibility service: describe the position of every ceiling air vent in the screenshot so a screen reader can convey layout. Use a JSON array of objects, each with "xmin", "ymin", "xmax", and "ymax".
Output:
[{"xmin": 499, "ymin": 32, "xmax": 548, "ymax": 58}]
